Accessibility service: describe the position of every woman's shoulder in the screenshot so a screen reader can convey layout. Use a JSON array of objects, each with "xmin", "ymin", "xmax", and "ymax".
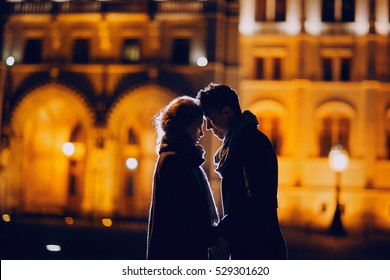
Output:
[{"xmin": 158, "ymin": 150, "xmax": 188, "ymax": 169}]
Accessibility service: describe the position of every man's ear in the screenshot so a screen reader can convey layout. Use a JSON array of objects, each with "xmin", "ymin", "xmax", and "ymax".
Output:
[{"xmin": 222, "ymin": 106, "xmax": 234, "ymax": 120}]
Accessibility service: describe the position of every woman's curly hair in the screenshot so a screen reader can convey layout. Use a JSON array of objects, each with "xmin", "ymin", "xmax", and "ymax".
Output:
[{"xmin": 154, "ymin": 96, "xmax": 203, "ymax": 145}]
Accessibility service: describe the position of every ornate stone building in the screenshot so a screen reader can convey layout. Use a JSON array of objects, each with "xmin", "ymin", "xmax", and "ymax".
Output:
[{"xmin": 0, "ymin": 0, "xmax": 389, "ymax": 233}]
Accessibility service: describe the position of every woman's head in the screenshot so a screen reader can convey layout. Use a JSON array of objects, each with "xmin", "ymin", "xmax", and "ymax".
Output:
[{"xmin": 155, "ymin": 96, "xmax": 204, "ymax": 144}]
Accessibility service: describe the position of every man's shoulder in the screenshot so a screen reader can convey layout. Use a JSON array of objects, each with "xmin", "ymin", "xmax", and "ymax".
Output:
[
  {"xmin": 240, "ymin": 124, "xmax": 267, "ymax": 141},
  {"xmin": 239, "ymin": 125, "xmax": 274, "ymax": 151}
]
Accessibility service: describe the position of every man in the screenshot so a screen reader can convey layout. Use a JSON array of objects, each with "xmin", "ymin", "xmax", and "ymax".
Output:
[{"xmin": 197, "ymin": 83, "xmax": 287, "ymax": 260}]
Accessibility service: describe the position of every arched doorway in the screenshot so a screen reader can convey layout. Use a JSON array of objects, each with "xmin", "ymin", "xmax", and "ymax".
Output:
[
  {"xmin": 108, "ymin": 84, "xmax": 176, "ymax": 217},
  {"xmin": 10, "ymin": 84, "xmax": 94, "ymax": 215}
]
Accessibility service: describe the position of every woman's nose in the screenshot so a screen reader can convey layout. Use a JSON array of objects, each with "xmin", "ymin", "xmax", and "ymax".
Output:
[
  {"xmin": 206, "ymin": 119, "xmax": 213, "ymax": 130},
  {"xmin": 200, "ymin": 127, "xmax": 205, "ymax": 138}
]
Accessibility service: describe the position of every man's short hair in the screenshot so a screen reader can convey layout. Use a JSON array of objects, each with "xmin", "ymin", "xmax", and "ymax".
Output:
[{"xmin": 196, "ymin": 83, "xmax": 241, "ymax": 116}]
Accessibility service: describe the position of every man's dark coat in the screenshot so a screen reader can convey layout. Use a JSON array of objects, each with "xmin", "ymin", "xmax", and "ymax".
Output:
[{"xmin": 217, "ymin": 112, "xmax": 288, "ymax": 260}]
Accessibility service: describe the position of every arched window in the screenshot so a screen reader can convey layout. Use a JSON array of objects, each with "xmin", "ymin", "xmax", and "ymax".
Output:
[
  {"xmin": 316, "ymin": 101, "xmax": 354, "ymax": 157},
  {"xmin": 258, "ymin": 115, "xmax": 282, "ymax": 155},
  {"xmin": 319, "ymin": 116, "xmax": 350, "ymax": 156},
  {"xmin": 250, "ymin": 100, "xmax": 286, "ymax": 156},
  {"xmin": 127, "ymin": 127, "xmax": 139, "ymax": 145}
]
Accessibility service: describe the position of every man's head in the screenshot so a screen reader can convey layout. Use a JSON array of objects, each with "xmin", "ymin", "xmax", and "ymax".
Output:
[{"xmin": 196, "ymin": 83, "xmax": 242, "ymax": 140}]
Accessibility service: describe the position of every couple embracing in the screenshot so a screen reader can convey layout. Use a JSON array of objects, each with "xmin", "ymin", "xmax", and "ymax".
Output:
[{"xmin": 147, "ymin": 83, "xmax": 288, "ymax": 260}]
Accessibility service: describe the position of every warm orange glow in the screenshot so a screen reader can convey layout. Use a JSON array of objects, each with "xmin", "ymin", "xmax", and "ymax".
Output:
[
  {"xmin": 64, "ymin": 216, "xmax": 74, "ymax": 225},
  {"xmin": 101, "ymin": 218, "xmax": 112, "ymax": 227},
  {"xmin": 62, "ymin": 142, "xmax": 86, "ymax": 159},
  {"xmin": 2, "ymin": 0, "xmax": 390, "ymax": 237},
  {"xmin": 2, "ymin": 214, "xmax": 11, "ymax": 222}
]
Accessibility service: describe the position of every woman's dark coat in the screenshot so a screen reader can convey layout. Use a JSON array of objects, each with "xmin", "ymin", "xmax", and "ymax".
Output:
[
  {"xmin": 147, "ymin": 139, "xmax": 218, "ymax": 260},
  {"xmin": 216, "ymin": 111, "xmax": 288, "ymax": 260}
]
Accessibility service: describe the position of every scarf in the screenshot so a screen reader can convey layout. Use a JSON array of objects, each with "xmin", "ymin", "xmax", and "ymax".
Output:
[
  {"xmin": 214, "ymin": 110, "xmax": 259, "ymax": 176},
  {"xmin": 159, "ymin": 131, "xmax": 205, "ymax": 166}
]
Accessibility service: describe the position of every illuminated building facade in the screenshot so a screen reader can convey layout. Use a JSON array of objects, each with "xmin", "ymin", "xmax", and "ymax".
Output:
[
  {"xmin": 238, "ymin": 0, "xmax": 390, "ymax": 232},
  {"xmin": 0, "ymin": 0, "xmax": 240, "ymax": 219},
  {"xmin": 0, "ymin": 0, "xmax": 390, "ymax": 233}
]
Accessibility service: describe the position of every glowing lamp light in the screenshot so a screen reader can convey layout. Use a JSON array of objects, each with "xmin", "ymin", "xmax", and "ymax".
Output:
[
  {"xmin": 328, "ymin": 144, "xmax": 349, "ymax": 173},
  {"xmin": 196, "ymin": 57, "xmax": 208, "ymax": 67},
  {"xmin": 62, "ymin": 142, "xmax": 75, "ymax": 157},
  {"xmin": 5, "ymin": 56, "xmax": 15, "ymax": 66},
  {"xmin": 2, "ymin": 214, "xmax": 11, "ymax": 222},
  {"xmin": 102, "ymin": 218, "xmax": 112, "ymax": 227},
  {"xmin": 64, "ymin": 216, "xmax": 74, "ymax": 225},
  {"xmin": 126, "ymin": 157, "xmax": 138, "ymax": 170},
  {"xmin": 46, "ymin": 244, "xmax": 61, "ymax": 252}
]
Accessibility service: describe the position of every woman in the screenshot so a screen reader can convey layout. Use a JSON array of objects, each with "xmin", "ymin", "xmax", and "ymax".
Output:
[{"xmin": 147, "ymin": 96, "xmax": 219, "ymax": 260}]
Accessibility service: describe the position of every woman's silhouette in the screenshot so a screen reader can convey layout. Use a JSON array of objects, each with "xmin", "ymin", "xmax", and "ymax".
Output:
[{"xmin": 147, "ymin": 96, "xmax": 219, "ymax": 260}]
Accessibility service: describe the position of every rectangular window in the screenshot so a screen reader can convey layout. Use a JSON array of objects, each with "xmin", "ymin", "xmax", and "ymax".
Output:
[
  {"xmin": 341, "ymin": 0, "xmax": 355, "ymax": 22},
  {"xmin": 272, "ymin": 58, "xmax": 282, "ymax": 80},
  {"xmin": 322, "ymin": 0, "xmax": 335, "ymax": 22},
  {"xmin": 255, "ymin": 57, "xmax": 265, "ymax": 79},
  {"xmin": 323, "ymin": 58, "xmax": 333, "ymax": 81},
  {"xmin": 72, "ymin": 39, "xmax": 90, "ymax": 64},
  {"xmin": 122, "ymin": 39, "xmax": 141, "ymax": 64},
  {"xmin": 340, "ymin": 58, "xmax": 351, "ymax": 81},
  {"xmin": 275, "ymin": 0, "xmax": 286, "ymax": 22},
  {"xmin": 255, "ymin": 0, "xmax": 286, "ymax": 22},
  {"xmin": 369, "ymin": 0, "xmax": 375, "ymax": 21},
  {"xmin": 255, "ymin": 57, "xmax": 284, "ymax": 80},
  {"xmin": 255, "ymin": 0, "xmax": 267, "ymax": 22},
  {"xmin": 172, "ymin": 38, "xmax": 190, "ymax": 65},
  {"xmin": 23, "ymin": 39, "xmax": 42, "ymax": 64},
  {"xmin": 322, "ymin": 0, "xmax": 355, "ymax": 22}
]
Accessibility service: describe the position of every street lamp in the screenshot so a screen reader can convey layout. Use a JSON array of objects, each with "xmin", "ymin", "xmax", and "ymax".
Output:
[{"xmin": 328, "ymin": 144, "xmax": 349, "ymax": 236}]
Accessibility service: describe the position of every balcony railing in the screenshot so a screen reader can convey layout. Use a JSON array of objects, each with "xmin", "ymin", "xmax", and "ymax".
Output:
[{"xmin": 2, "ymin": 1, "xmax": 219, "ymax": 15}]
